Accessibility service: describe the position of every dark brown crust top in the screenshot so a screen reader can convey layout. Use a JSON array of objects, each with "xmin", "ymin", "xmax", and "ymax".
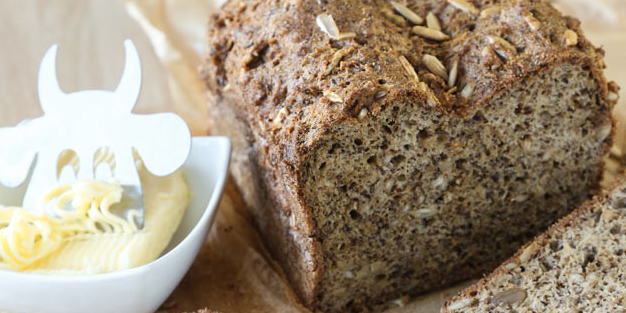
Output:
[
  {"xmin": 441, "ymin": 176, "xmax": 626, "ymax": 312},
  {"xmin": 202, "ymin": 0, "xmax": 611, "ymax": 172}
]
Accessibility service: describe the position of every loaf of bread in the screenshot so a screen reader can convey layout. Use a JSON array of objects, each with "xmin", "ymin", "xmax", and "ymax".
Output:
[
  {"xmin": 442, "ymin": 178, "xmax": 626, "ymax": 312},
  {"xmin": 202, "ymin": 0, "xmax": 618, "ymax": 311}
]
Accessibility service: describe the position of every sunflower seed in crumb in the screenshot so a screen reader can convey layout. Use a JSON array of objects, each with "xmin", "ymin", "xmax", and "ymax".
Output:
[
  {"xmin": 358, "ymin": 108, "xmax": 368, "ymax": 119},
  {"xmin": 480, "ymin": 5, "xmax": 503, "ymax": 18},
  {"xmin": 519, "ymin": 242, "xmax": 537, "ymax": 263},
  {"xmin": 570, "ymin": 273, "xmax": 584, "ymax": 282},
  {"xmin": 423, "ymin": 54, "xmax": 448, "ymax": 80},
  {"xmin": 505, "ymin": 262, "xmax": 518, "ymax": 270},
  {"xmin": 447, "ymin": 0, "xmax": 478, "ymax": 14},
  {"xmin": 487, "ymin": 35, "xmax": 516, "ymax": 60},
  {"xmin": 564, "ymin": 29, "xmax": 578, "ymax": 46},
  {"xmin": 448, "ymin": 60, "xmax": 458, "ymax": 88},
  {"xmin": 375, "ymin": 91, "xmax": 387, "ymax": 99},
  {"xmin": 523, "ymin": 14, "xmax": 541, "ymax": 31},
  {"xmin": 316, "ymin": 13, "xmax": 355, "ymax": 40},
  {"xmin": 382, "ymin": 8, "xmax": 407, "ymax": 27},
  {"xmin": 448, "ymin": 298, "xmax": 475, "ymax": 310},
  {"xmin": 325, "ymin": 91, "xmax": 343, "ymax": 103},
  {"xmin": 414, "ymin": 208, "xmax": 436, "ymax": 218},
  {"xmin": 412, "ymin": 26, "xmax": 450, "ymax": 41},
  {"xmin": 426, "ymin": 12, "xmax": 441, "ymax": 31},
  {"xmin": 460, "ymin": 84, "xmax": 474, "ymax": 98},
  {"xmin": 608, "ymin": 92, "xmax": 619, "ymax": 101},
  {"xmin": 399, "ymin": 55, "xmax": 420, "ymax": 82},
  {"xmin": 391, "ymin": 2, "xmax": 423, "ymax": 25},
  {"xmin": 493, "ymin": 288, "xmax": 527, "ymax": 305}
]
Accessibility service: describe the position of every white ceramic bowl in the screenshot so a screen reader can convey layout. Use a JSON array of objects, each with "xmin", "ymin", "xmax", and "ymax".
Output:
[{"xmin": 0, "ymin": 136, "xmax": 231, "ymax": 313}]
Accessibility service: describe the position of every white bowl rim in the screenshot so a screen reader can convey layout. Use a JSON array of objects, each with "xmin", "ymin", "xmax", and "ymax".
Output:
[{"xmin": 0, "ymin": 136, "xmax": 231, "ymax": 282}]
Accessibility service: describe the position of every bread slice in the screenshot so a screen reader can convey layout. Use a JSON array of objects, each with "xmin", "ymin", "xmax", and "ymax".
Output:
[
  {"xmin": 202, "ymin": 0, "xmax": 617, "ymax": 311},
  {"xmin": 442, "ymin": 179, "xmax": 626, "ymax": 312}
]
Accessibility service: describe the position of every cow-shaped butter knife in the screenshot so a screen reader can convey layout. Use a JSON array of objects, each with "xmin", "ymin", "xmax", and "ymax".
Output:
[{"xmin": 0, "ymin": 39, "xmax": 191, "ymax": 228}]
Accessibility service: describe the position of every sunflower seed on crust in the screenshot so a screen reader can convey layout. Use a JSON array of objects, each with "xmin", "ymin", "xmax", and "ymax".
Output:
[
  {"xmin": 460, "ymin": 83, "xmax": 474, "ymax": 98},
  {"xmin": 316, "ymin": 14, "xmax": 355, "ymax": 40},
  {"xmin": 399, "ymin": 55, "xmax": 419, "ymax": 82},
  {"xmin": 564, "ymin": 29, "xmax": 578, "ymax": 46},
  {"xmin": 412, "ymin": 26, "xmax": 450, "ymax": 41},
  {"xmin": 504, "ymin": 262, "xmax": 518, "ymax": 270},
  {"xmin": 487, "ymin": 35, "xmax": 517, "ymax": 60},
  {"xmin": 426, "ymin": 12, "xmax": 441, "ymax": 31},
  {"xmin": 447, "ymin": 0, "xmax": 478, "ymax": 14},
  {"xmin": 448, "ymin": 60, "xmax": 458, "ymax": 88},
  {"xmin": 519, "ymin": 242, "xmax": 537, "ymax": 263},
  {"xmin": 480, "ymin": 5, "xmax": 503, "ymax": 18},
  {"xmin": 481, "ymin": 46, "xmax": 500, "ymax": 68},
  {"xmin": 316, "ymin": 13, "xmax": 340, "ymax": 38},
  {"xmin": 382, "ymin": 8, "xmax": 407, "ymax": 27},
  {"xmin": 423, "ymin": 54, "xmax": 448, "ymax": 80},
  {"xmin": 325, "ymin": 91, "xmax": 343, "ymax": 103},
  {"xmin": 391, "ymin": 2, "xmax": 424, "ymax": 25},
  {"xmin": 272, "ymin": 107, "xmax": 290, "ymax": 130},
  {"xmin": 523, "ymin": 14, "xmax": 541, "ymax": 31}
]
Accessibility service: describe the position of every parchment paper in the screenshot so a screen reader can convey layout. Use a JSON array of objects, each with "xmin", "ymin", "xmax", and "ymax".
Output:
[{"xmin": 0, "ymin": 1, "xmax": 624, "ymax": 312}]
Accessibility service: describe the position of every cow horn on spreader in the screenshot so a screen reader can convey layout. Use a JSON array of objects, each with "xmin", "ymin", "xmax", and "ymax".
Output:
[
  {"xmin": 37, "ymin": 44, "xmax": 64, "ymax": 114},
  {"xmin": 114, "ymin": 39, "xmax": 142, "ymax": 111}
]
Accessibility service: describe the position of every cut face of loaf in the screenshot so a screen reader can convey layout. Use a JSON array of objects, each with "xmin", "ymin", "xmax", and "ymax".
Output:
[
  {"xmin": 304, "ymin": 63, "xmax": 610, "ymax": 312},
  {"xmin": 442, "ymin": 181, "xmax": 626, "ymax": 312},
  {"xmin": 203, "ymin": 0, "xmax": 617, "ymax": 312}
]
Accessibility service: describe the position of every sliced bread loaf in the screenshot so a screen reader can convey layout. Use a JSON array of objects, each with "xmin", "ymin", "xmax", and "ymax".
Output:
[
  {"xmin": 203, "ymin": 0, "xmax": 617, "ymax": 311},
  {"xmin": 442, "ymin": 179, "xmax": 626, "ymax": 312}
]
